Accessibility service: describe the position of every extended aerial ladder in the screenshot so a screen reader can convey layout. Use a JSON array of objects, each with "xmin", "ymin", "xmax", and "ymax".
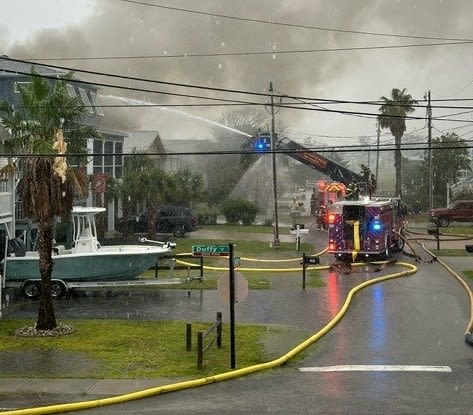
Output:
[{"xmin": 277, "ymin": 137, "xmax": 363, "ymax": 186}]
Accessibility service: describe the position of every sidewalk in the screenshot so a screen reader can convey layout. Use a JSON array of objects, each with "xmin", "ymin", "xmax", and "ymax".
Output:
[{"xmin": 0, "ymin": 377, "xmax": 184, "ymax": 397}]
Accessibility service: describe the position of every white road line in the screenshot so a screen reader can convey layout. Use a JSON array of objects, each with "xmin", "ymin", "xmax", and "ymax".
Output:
[{"xmin": 298, "ymin": 365, "xmax": 452, "ymax": 372}]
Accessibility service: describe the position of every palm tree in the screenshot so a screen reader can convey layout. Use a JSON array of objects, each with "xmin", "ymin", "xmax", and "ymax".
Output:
[
  {"xmin": 378, "ymin": 88, "xmax": 417, "ymax": 198},
  {"xmin": 0, "ymin": 69, "xmax": 99, "ymax": 330}
]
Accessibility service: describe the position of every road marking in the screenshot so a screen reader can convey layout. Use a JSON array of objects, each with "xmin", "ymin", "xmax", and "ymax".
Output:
[{"xmin": 298, "ymin": 365, "xmax": 452, "ymax": 372}]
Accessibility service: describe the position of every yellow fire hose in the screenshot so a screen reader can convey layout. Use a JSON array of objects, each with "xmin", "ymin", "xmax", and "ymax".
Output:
[{"xmin": 1, "ymin": 262, "xmax": 417, "ymax": 415}]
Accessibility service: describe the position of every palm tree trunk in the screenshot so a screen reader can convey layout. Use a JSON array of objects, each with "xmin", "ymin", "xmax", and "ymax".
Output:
[
  {"xmin": 394, "ymin": 135, "xmax": 402, "ymax": 198},
  {"xmin": 36, "ymin": 218, "xmax": 57, "ymax": 330}
]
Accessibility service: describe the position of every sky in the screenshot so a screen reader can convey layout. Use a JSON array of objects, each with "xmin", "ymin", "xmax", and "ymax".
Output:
[{"xmin": 2, "ymin": 0, "xmax": 473, "ymax": 150}]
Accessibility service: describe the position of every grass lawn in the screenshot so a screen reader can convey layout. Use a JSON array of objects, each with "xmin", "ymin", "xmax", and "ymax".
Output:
[
  {"xmin": 146, "ymin": 235, "xmax": 324, "ymax": 289},
  {"xmin": 0, "ymin": 319, "xmax": 309, "ymax": 379},
  {"xmin": 462, "ymin": 270, "xmax": 473, "ymax": 281},
  {"xmin": 0, "ymin": 227, "xmax": 320, "ymax": 379}
]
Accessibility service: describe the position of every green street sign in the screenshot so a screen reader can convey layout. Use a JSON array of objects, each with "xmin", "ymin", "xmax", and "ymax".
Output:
[{"xmin": 192, "ymin": 244, "xmax": 230, "ymax": 256}]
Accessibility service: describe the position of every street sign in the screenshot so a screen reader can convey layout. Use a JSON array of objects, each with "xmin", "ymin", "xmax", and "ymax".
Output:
[{"xmin": 192, "ymin": 244, "xmax": 230, "ymax": 257}]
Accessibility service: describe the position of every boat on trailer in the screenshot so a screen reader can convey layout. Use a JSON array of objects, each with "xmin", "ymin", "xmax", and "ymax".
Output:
[{"xmin": 2, "ymin": 207, "xmax": 176, "ymax": 298}]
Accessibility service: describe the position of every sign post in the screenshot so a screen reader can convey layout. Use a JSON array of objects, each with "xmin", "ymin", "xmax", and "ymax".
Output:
[
  {"xmin": 301, "ymin": 253, "xmax": 320, "ymax": 290},
  {"xmin": 228, "ymin": 243, "xmax": 236, "ymax": 369},
  {"xmin": 195, "ymin": 243, "xmax": 248, "ymax": 369}
]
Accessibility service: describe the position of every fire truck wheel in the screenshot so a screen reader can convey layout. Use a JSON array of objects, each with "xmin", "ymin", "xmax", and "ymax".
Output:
[{"xmin": 395, "ymin": 237, "xmax": 405, "ymax": 252}]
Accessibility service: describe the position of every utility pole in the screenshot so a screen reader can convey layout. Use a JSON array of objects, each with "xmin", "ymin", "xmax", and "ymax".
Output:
[
  {"xmin": 269, "ymin": 82, "xmax": 280, "ymax": 248},
  {"xmin": 427, "ymin": 90, "xmax": 433, "ymax": 211},
  {"xmin": 375, "ymin": 121, "xmax": 380, "ymax": 182}
]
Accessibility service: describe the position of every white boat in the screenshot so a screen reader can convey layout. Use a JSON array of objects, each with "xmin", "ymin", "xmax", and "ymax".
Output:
[{"xmin": 2, "ymin": 207, "xmax": 174, "ymax": 296}]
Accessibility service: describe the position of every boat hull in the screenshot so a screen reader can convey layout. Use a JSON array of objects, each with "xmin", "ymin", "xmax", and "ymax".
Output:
[{"xmin": 3, "ymin": 245, "xmax": 170, "ymax": 282}]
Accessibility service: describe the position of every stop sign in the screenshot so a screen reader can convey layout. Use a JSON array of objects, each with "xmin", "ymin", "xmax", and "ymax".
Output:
[{"xmin": 217, "ymin": 271, "xmax": 248, "ymax": 304}]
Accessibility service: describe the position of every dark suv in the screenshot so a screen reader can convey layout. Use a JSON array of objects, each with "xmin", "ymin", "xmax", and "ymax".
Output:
[
  {"xmin": 428, "ymin": 200, "xmax": 473, "ymax": 227},
  {"xmin": 118, "ymin": 205, "xmax": 198, "ymax": 237}
]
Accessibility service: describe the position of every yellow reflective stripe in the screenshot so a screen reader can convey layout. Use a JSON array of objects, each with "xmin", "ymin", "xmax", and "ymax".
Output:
[{"xmin": 353, "ymin": 220, "xmax": 360, "ymax": 251}]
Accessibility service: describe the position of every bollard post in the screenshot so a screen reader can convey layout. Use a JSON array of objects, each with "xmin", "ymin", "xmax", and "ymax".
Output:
[
  {"xmin": 197, "ymin": 331, "xmax": 203, "ymax": 369},
  {"xmin": 302, "ymin": 252, "xmax": 306, "ymax": 290},
  {"xmin": 186, "ymin": 323, "xmax": 192, "ymax": 351},
  {"xmin": 216, "ymin": 311, "xmax": 222, "ymax": 348}
]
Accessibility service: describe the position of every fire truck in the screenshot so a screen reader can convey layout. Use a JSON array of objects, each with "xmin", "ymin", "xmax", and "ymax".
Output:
[
  {"xmin": 327, "ymin": 197, "xmax": 406, "ymax": 262},
  {"xmin": 314, "ymin": 180, "xmax": 346, "ymax": 206}
]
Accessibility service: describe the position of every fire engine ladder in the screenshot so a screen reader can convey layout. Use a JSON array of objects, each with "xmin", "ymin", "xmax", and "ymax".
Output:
[{"xmin": 277, "ymin": 138, "xmax": 363, "ymax": 186}]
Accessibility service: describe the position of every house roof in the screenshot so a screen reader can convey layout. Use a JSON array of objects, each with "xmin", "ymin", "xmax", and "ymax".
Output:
[
  {"xmin": 160, "ymin": 137, "xmax": 215, "ymax": 153},
  {"xmin": 125, "ymin": 130, "xmax": 165, "ymax": 154},
  {"xmin": 0, "ymin": 55, "xmax": 67, "ymax": 78}
]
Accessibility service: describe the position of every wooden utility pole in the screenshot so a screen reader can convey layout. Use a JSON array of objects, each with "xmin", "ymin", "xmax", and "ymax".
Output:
[
  {"xmin": 427, "ymin": 90, "xmax": 433, "ymax": 211},
  {"xmin": 269, "ymin": 82, "xmax": 280, "ymax": 247},
  {"xmin": 375, "ymin": 121, "xmax": 380, "ymax": 182}
]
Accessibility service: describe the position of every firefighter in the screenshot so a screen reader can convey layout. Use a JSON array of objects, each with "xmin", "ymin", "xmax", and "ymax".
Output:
[
  {"xmin": 345, "ymin": 182, "xmax": 360, "ymax": 200},
  {"xmin": 310, "ymin": 190, "xmax": 317, "ymax": 216},
  {"xmin": 290, "ymin": 197, "xmax": 300, "ymax": 229},
  {"xmin": 316, "ymin": 205, "xmax": 327, "ymax": 230}
]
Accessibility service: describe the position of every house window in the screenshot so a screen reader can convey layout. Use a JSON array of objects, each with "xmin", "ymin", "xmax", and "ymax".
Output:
[
  {"xmin": 13, "ymin": 81, "xmax": 31, "ymax": 93},
  {"xmin": 66, "ymin": 84, "xmax": 77, "ymax": 98},
  {"xmin": 93, "ymin": 140, "xmax": 103, "ymax": 166},
  {"xmin": 78, "ymin": 87, "xmax": 94, "ymax": 113},
  {"xmin": 104, "ymin": 141, "xmax": 114, "ymax": 166},
  {"xmin": 89, "ymin": 91, "xmax": 104, "ymax": 116}
]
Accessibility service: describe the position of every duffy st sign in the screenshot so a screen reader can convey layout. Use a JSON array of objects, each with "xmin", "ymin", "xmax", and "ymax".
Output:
[{"xmin": 192, "ymin": 244, "xmax": 230, "ymax": 257}]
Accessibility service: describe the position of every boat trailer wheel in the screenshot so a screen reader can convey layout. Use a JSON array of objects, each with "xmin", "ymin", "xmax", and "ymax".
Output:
[
  {"xmin": 51, "ymin": 281, "xmax": 66, "ymax": 298},
  {"xmin": 22, "ymin": 281, "xmax": 40, "ymax": 299}
]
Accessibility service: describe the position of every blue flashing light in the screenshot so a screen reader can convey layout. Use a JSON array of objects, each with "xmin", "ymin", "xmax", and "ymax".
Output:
[
  {"xmin": 372, "ymin": 221, "xmax": 381, "ymax": 231},
  {"xmin": 254, "ymin": 134, "xmax": 271, "ymax": 152}
]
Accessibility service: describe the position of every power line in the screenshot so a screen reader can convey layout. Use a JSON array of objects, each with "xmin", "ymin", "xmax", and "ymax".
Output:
[
  {"xmin": 4, "ymin": 57, "xmax": 473, "ymax": 125},
  {"xmin": 5, "ymin": 56, "xmax": 473, "ymax": 111},
  {"xmin": 27, "ymin": 40, "xmax": 473, "ymax": 62},
  {"xmin": 120, "ymin": 0, "xmax": 473, "ymax": 43},
  {"xmin": 2, "ymin": 141, "xmax": 472, "ymax": 159}
]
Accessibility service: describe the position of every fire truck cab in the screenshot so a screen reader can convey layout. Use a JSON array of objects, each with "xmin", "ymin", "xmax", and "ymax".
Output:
[{"xmin": 327, "ymin": 197, "xmax": 405, "ymax": 262}]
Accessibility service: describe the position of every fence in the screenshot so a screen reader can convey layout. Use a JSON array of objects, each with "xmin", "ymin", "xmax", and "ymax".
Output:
[
  {"xmin": 152, "ymin": 253, "xmax": 204, "ymax": 281},
  {"xmin": 186, "ymin": 312, "xmax": 222, "ymax": 369}
]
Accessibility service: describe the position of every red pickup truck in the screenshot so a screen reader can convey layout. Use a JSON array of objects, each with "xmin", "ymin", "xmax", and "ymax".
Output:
[{"xmin": 428, "ymin": 200, "xmax": 473, "ymax": 227}]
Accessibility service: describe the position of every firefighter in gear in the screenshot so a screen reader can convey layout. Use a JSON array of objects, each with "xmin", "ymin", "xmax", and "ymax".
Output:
[
  {"xmin": 345, "ymin": 182, "xmax": 360, "ymax": 201},
  {"xmin": 316, "ymin": 205, "xmax": 327, "ymax": 230},
  {"xmin": 290, "ymin": 197, "xmax": 301, "ymax": 229}
]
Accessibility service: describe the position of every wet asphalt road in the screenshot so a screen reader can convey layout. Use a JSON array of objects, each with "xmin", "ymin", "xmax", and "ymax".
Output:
[{"xmin": 1, "ymin": 229, "xmax": 473, "ymax": 414}]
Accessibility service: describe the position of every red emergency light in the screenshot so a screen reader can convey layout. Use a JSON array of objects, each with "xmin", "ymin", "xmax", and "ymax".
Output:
[{"xmin": 328, "ymin": 213, "xmax": 338, "ymax": 224}]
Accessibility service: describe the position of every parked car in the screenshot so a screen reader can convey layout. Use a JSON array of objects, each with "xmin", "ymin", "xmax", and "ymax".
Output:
[
  {"xmin": 117, "ymin": 205, "xmax": 198, "ymax": 237},
  {"xmin": 428, "ymin": 200, "xmax": 473, "ymax": 227}
]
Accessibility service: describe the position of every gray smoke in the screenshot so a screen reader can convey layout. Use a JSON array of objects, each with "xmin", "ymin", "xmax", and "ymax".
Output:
[{"xmin": 6, "ymin": 0, "xmax": 473, "ymax": 136}]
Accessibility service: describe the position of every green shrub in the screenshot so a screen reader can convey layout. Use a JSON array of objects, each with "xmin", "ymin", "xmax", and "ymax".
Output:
[
  {"xmin": 196, "ymin": 205, "xmax": 219, "ymax": 225},
  {"xmin": 262, "ymin": 218, "xmax": 273, "ymax": 226},
  {"xmin": 219, "ymin": 199, "xmax": 258, "ymax": 225}
]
